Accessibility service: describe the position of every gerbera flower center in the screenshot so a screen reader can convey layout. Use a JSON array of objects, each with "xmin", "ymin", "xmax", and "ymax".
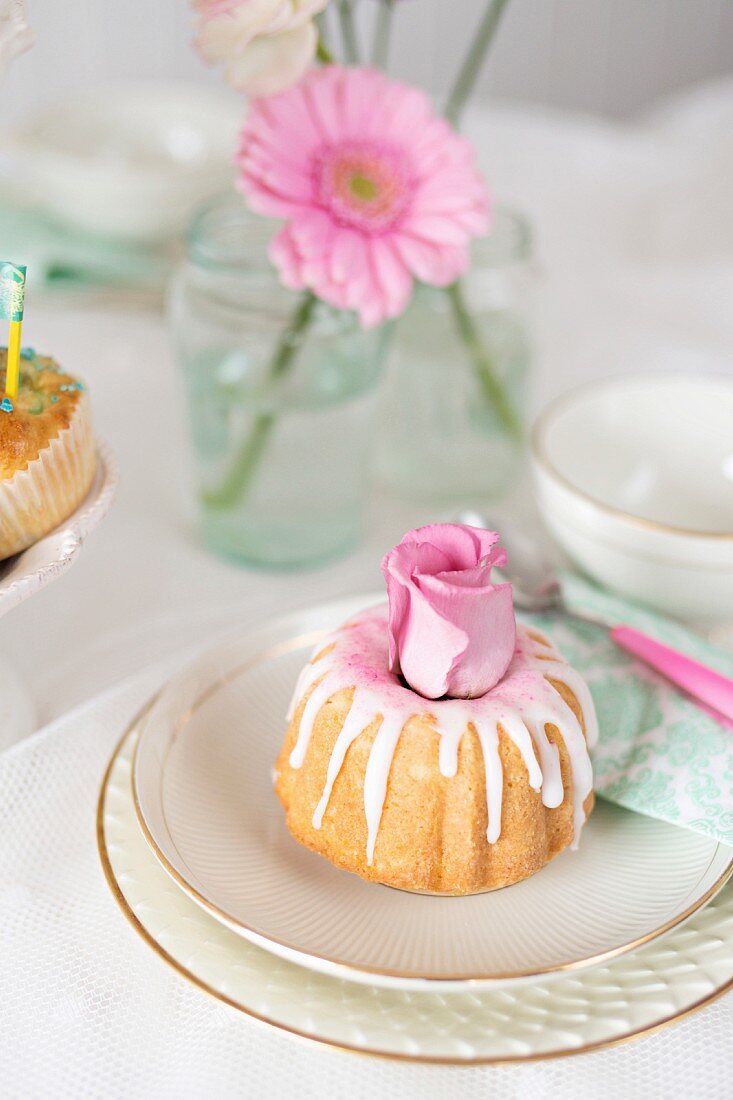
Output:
[
  {"xmin": 314, "ymin": 142, "xmax": 412, "ymax": 233},
  {"xmin": 349, "ymin": 174, "xmax": 378, "ymax": 201}
]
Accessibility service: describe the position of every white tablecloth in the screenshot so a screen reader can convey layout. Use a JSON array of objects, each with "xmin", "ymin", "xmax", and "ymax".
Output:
[{"xmin": 3, "ymin": 84, "xmax": 733, "ymax": 1096}]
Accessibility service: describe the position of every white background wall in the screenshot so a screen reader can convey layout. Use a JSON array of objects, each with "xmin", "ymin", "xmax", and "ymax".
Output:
[{"xmin": 5, "ymin": 0, "xmax": 733, "ymax": 125}]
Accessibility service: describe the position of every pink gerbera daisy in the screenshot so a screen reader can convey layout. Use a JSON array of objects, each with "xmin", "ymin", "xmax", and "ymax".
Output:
[{"xmin": 237, "ymin": 66, "xmax": 491, "ymax": 328}]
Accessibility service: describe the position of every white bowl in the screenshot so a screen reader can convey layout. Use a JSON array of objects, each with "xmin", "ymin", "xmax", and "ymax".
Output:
[
  {"xmin": 531, "ymin": 371, "xmax": 733, "ymax": 621},
  {"xmin": 11, "ymin": 82, "xmax": 242, "ymax": 242}
]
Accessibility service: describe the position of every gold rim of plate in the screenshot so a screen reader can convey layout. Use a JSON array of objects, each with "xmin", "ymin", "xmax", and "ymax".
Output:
[
  {"xmin": 97, "ymin": 701, "xmax": 733, "ymax": 1063},
  {"xmin": 128, "ymin": 634, "xmax": 733, "ymax": 984}
]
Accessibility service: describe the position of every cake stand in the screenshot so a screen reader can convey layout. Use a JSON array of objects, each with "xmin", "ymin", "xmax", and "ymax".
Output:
[{"xmin": 0, "ymin": 442, "xmax": 117, "ymax": 749}]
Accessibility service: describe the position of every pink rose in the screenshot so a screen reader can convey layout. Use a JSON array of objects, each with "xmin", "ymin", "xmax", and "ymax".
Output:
[{"xmin": 381, "ymin": 524, "xmax": 516, "ymax": 700}]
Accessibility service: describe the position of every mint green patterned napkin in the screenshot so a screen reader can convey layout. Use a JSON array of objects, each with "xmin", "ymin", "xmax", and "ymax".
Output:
[{"xmin": 521, "ymin": 573, "xmax": 733, "ymax": 846}]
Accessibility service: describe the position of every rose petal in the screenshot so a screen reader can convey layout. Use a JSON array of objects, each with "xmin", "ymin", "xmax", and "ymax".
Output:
[
  {"xmin": 417, "ymin": 574, "xmax": 515, "ymax": 698},
  {"xmin": 391, "ymin": 581, "xmax": 468, "ymax": 700}
]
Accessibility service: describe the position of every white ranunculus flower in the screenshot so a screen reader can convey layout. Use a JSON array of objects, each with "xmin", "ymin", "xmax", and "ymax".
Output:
[
  {"xmin": 194, "ymin": 0, "xmax": 328, "ymax": 98},
  {"xmin": 0, "ymin": 0, "xmax": 32, "ymax": 77}
]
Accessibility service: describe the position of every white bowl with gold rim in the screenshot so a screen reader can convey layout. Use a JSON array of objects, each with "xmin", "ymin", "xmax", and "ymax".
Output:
[{"xmin": 531, "ymin": 371, "xmax": 733, "ymax": 622}]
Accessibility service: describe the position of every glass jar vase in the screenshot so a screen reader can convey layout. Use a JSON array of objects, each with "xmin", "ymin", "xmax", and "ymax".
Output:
[
  {"xmin": 376, "ymin": 207, "xmax": 534, "ymax": 504},
  {"xmin": 169, "ymin": 194, "xmax": 388, "ymax": 569}
]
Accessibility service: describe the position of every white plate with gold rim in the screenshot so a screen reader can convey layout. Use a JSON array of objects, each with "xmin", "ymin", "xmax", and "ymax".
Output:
[
  {"xmin": 103, "ymin": 718, "xmax": 733, "ymax": 1064},
  {"xmin": 131, "ymin": 595, "xmax": 733, "ymax": 992}
]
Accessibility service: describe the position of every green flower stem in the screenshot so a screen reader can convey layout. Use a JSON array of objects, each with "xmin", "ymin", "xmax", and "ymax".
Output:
[
  {"xmin": 338, "ymin": 0, "xmax": 360, "ymax": 64},
  {"xmin": 371, "ymin": 0, "xmax": 395, "ymax": 69},
  {"xmin": 444, "ymin": 0, "xmax": 511, "ymax": 127},
  {"xmin": 316, "ymin": 36, "xmax": 335, "ymax": 64},
  {"xmin": 445, "ymin": 279, "xmax": 522, "ymax": 441},
  {"xmin": 202, "ymin": 291, "xmax": 317, "ymax": 511}
]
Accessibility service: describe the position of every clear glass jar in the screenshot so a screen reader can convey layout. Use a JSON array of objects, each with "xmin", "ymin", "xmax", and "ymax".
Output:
[
  {"xmin": 169, "ymin": 194, "xmax": 388, "ymax": 569},
  {"xmin": 376, "ymin": 207, "xmax": 534, "ymax": 504}
]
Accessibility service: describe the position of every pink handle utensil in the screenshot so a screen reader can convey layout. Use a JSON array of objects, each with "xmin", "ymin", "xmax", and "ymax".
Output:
[{"xmin": 611, "ymin": 626, "xmax": 733, "ymax": 728}]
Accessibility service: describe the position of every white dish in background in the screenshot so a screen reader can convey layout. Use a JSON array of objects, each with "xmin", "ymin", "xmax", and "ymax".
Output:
[
  {"xmin": 132, "ymin": 596, "xmax": 733, "ymax": 992},
  {"xmin": 0, "ymin": 441, "xmax": 117, "ymax": 617},
  {"xmin": 10, "ymin": 83, "xmax": 241, "ymax": 242},
  {"xmin": 531, "ymin": 371, "xmax": 733, "ymax": 621},
  {"xmin": 103, "ymin": 718, "xmax": 733, "ymax": 1063}
]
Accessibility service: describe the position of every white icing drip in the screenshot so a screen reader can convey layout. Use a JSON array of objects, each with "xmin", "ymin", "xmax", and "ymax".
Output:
[
  {"xmin": 491, "ymin": 708, "xmax": 543, "ymax": 791},
  {"xmin": 286, "ymin": 643, "xmax": 333, "ymax": 721},
  {"xmin": 436, "ymin": 709, "xmax": 470, "ymax": 778},
  {"xmin": 363, "ymin": 713, "xmax": 406, "ymax": 865},
  {"xmin": 547, "ymin": 665, "xmax": 600, "ymax": 750},
  {"xmin": 474, "ymin": 720, "xmax": 502, "ymax": 843},
  {"xmin": 524, "ymin": 715, "xmax": 564, "ymax": 809},
  {"xmin": 312, "ymin": 693, "xmax": 374, "ymax": 828},
  {"xmin": 542, "ymin": 689, "xmax": 594, "ymax": 847},
  {"xmin": 521, "ymin": 660, "xmax": 597, "ymax": 847},
  {"xmin": 288, "ymin": 674, "xmax": 332, "ymax": 767},
  {"xmin": 286, "ymin": 606, "xmax": 596, "ymax": 865}
]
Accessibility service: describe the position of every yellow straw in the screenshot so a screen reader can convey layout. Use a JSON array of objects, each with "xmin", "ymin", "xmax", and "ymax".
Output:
[{"xmin": 6, "ymin": 319, "xmax": 21, "ymax": 400}]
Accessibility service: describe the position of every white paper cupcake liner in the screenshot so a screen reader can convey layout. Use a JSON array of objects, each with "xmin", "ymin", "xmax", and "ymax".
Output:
[{"xmin": 0, "ymin": 394, "xmax": 96, "ymax": 559}]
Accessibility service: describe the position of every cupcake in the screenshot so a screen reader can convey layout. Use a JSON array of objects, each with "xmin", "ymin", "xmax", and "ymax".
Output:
[{"xmin": 0, "ymin": 347, "xmax": 95, "ymax": 559}]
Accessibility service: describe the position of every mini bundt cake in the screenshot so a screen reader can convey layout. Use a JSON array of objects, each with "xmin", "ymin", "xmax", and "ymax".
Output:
[{"xmin": 274, "ymin": 525, "xmax": 598, "ymax": 895}]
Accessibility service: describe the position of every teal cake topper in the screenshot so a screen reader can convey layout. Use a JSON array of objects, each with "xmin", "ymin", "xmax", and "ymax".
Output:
[{"xmin": 0, "ymin": 262, "xmax": 27, "ymax": 323}]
